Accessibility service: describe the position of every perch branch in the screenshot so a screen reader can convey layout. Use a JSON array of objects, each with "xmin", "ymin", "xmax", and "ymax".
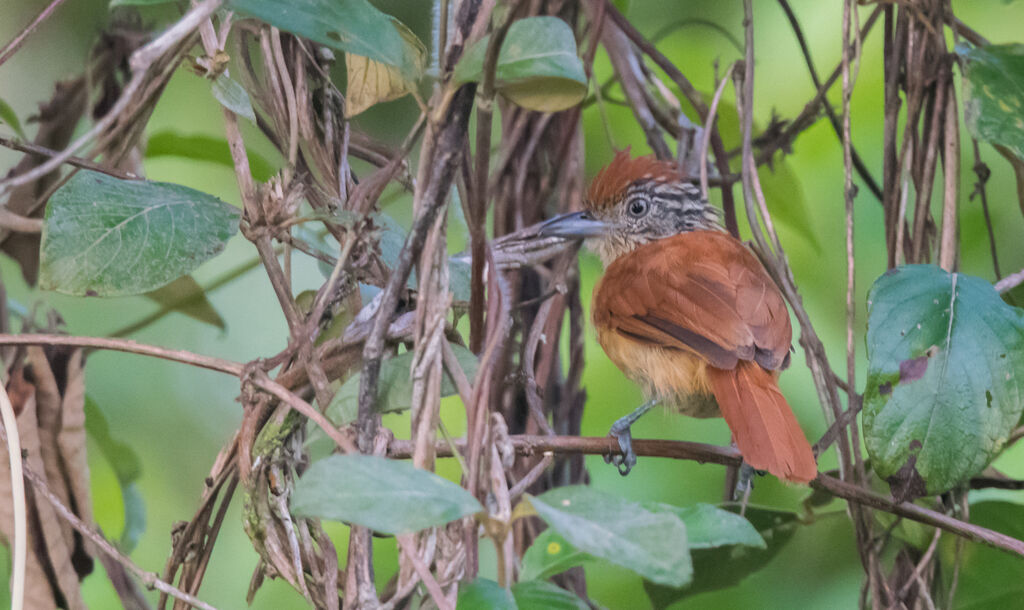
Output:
[{"xmin": 388, "ymin": 434, "xmax": 1024, "ymax": 558}]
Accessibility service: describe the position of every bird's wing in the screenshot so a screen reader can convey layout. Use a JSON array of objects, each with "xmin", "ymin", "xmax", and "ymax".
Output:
[{"xmin": 593, "ymin": 231, "xmax": 791, "ymax": 370}]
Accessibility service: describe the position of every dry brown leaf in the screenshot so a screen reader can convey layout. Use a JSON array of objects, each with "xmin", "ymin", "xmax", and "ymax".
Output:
[
  {"xmin": 344, "ymin": 21, "xmax": 425, "ymax": 117},
  {"xmin": 58, "ymin": 349, "xmax": 92, "ymax": 532},
  {"xmin": 0, "ymin": 376, "xmax": 57, "ymax": 609}
]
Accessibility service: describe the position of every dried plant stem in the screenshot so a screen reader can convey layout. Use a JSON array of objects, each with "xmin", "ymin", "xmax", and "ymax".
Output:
[
  {"xmin": 19, "ymin": 464, "xmax": 218, "ymax": 610},
  {"xmin": 0, "ymin": 334, "xmax": 356, "ymax": 453},
  {"xmin": 0, "ymin": 0, "xmax": 223, "ymax": 197},
  {"xmin": 0, "ymin": 382, "xmax": 26, "ymax": 610}
]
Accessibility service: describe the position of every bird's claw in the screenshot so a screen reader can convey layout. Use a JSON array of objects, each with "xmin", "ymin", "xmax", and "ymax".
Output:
[{"xmin": 605, "ymin": 426, "xmax": 638, "ymax": 476}]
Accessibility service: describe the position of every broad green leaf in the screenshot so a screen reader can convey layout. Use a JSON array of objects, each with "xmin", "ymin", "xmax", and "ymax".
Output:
[
  {"xmin": 211, "ymin": 74, "xmax": 257, "ymax": 122},
  {"xmin": 520, "ymin": 529, "xmax": 591, "ymax": 581},
  {"xmin": 956, "ymin": 43, "xmax": 1024, "ymax": 161},
  {"xmin": 39, "ymin": 171, "xmax": 239, "ymax": 296},
  {"xmin": 291, "ymin": 454, "xmax": 483, "ymax": 534},
  {"xmin": 0, "ymin": 97, "xmax": 26, "ymax": 139},
  {"xmin": 863, "ymin": 265, "xmax": 1024, "ymax": 498},
  {"xmin": 949, "ymin": 501, "xmax": 1024, "ymax": 608},
  {"xmin": 144, "ymin": 275, "xmax": 226, "ymax": 330},
  {"xmin": 345, "ymin": 21, "xmax": 426, "ymax": 116},
  {"xmin": 527, "ymin": 486, "xmax": 692, "ymax": 587},
  {"xmin": 511, "ymin": 580, "xmax": 587, "ymax": 610},
  {"xmin": 643, "ymin": 506, "xmax": 800, "ymax": 609},
  {"xmin": 145, "ymin": 131, "xmax": 275, "ymax": 181},
  {"xmin": 453, "ymin": 16, "xmax": 586, "ymax": 112},
  {"xmin": 227, "ymin": 0, "xmax": 425, "ymax": 80},
  {"xmin": 641, "ymin": 502, "xmax": 765, "ymax": 550},
  {"xmin": 326, "ymin": 343, "xmax": 479, "ymax": 425},
  {"xmin": 457, "ymin": 579, "xmax": 516, "ymax": 610},
  {"xmin": 85, "ymin": 397, "xmax": 146, "ymax": 551}
]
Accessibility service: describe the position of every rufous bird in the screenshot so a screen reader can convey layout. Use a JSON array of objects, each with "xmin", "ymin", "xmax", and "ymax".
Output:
[{"xmin": 540, "ymin": 151, "xmax": 817, "ymax": 484}]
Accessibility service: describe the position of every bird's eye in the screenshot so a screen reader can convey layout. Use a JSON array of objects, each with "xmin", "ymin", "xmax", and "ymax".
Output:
[{"xmin": 627, "ymin": 198, "xmax": 649, "ymax": 218}]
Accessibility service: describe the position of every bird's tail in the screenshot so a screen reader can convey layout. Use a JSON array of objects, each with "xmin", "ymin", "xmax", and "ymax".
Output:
[{"xmin": 706, "ymin": 361, "xmax": 817, "ymax": 483}]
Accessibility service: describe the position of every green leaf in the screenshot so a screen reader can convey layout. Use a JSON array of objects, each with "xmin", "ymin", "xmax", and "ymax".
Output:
[
  {"xmin": 40, "ymin": 171, "xmax": 239, "ymax": 297},
  {"xmin": 457, "ymin": 579, "xmax": 516, "ymax": 610},
  {"xmin": 950, "ymin": 501, "xmax": 1024, "ymax": 609},
  {"xmin": 291, "ymin": 454, "xmax": 483, "ymax": 534},
  {"xmin": 758, "ymin": 158, "xmax": 820, "ymax": 253},
  {"xmin": 326, "ymin": 343, "xmax": 478, "ymax": 425},
  {"xmin": 527, "ymin": 486, "xmax": 692, "ymax": 587},
  {"xmin": 143, "ymin": 275, "xmax": 226, "ymax": 330},
  {"xmin": 643, "ymin": 506, "xmax": 800, "ymax": 609},
  {"xmin": 511, "ymin": 580, "xmax": 587, "ymax": 610},
  {"xmin": 145, "ymin": 131, "xmax": 275, "ymax": 182},
  {"xmin": 641, "ymin": 502, "xmax": 765, "ymax": 550},
  {"xmin": 211, "ymin": 74, "xmax": 257, "ymax": 122},
  {"xmin": 85, "ymin": 397, "xmax": 146, "ymax": 551},
  {"xmin": 453, "ymin": 16, "xmax": 586, "ymax": 112},
  {"xmin": 520, "ymin": 528, "xmax": 591, "ymax": 581},
  {"xmin": 956, "ymin": 43, "xmax": 1024, "ymax": 161},
  {"xmin": 863, "ymin": 265, "xmax": 1024, "ymax": 499},
  {"xmin": 227, "ymin": 0, "xmax": 425, "ymax": 80},
  {"xmin": 0, "ymin": 97, "xmax": 27, "ymax": 139}
]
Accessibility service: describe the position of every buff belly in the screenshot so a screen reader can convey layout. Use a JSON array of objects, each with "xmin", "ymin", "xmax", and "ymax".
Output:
[{"xmin": 596, "ymin": 327, "xmax": 721, "ymax": 418}]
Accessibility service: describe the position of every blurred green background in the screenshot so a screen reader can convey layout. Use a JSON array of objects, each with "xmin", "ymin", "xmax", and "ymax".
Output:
[{"xmin": 2, "ymin": 0, "xmax": 1024, "ymax": 608}]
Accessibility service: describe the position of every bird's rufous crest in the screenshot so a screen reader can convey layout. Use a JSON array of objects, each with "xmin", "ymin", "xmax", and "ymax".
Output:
[{"xmin": 585, "ymin": 149, "xmax": 682, "ymax": 212}]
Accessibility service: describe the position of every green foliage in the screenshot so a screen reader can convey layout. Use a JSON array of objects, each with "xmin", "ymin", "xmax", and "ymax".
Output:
[
  {"xmin": 526, "ymin": 486, "xmax": 692, "ymax": 587},
  {"xmin": 227, "ymin": 0, "xmax": 425, "ymax": 80},
  {"xmin": 950, "ymin": 501, "xmax": 1024, "ymax": 608},
  {"xmin": 85, "ymin": 397, "xmax": 146, "ymax": 551},
  {"xmin": 145, "ymin": 131, "xmax": 276, "ymax": 181},
  {"xmin": 457, "ymin": 579, "xmax": 516, "ymax": 609},
  {"xmin": 640, "ymin": 501, "xmax": 765, "ymax": 550},
  {"xmin": 0, "ymin": 97, "xmax": 26, "ymax": 139},
  {"xmin": 511, "ymin": 580, "xmax": 588, "ymax": 609},
  {"xmin": 210, "ymin": 74, "xmax": 257, "ymax": 122},
  {"xmin": 326, "ymin": 343, "xmax": 479, "ymax": 424},
  {"xmin": 642, "ymin": 506, "xmax": 800, "ymax": 609},
  {"xmin": 520, "ymin": 528, "xmax": 589, "ymax": 581},
  {"xmin": 957, "ymin": 43, "xmax": 1024, "ymax": 161},
  {"xmin": 863, "ymin": 265, "xmax": 1024, "ymax": 498},
  {"xmin": 39, "ymin": 170, "xmax": 240, "ymax": 296},
  {"xmin": 453, "ymin": 16, "xmax": 587, "ymax": 112},
  {"xmin": 290, "ymin": 454, "xmax": 483, "ymax": 534},
  {"xmin": 456, "ymin": 579, "xmax": 587, "ymax": 610}
]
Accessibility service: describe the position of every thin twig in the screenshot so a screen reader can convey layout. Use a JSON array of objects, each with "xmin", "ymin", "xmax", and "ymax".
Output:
[
  {"xmin": 388, "ymin": 434, "xmax": 1024, "ymax": 558},
  {"xmin": 0, "ymin": 334, "xmax": 356, "ymax": 453},
  {"xmin": 699, "ymin": 63, "xmax": 736, "ymax": 201},
  {"xmin": 0, "ymin": 0, "xmax": 71, "ymax": 67},
  {"xmin": 994, "ymin": 268, "xmax": 1024, "ymax": 294},
  {"xmin": 20, "ymin": 464, "xmax": 218, "ymax": 610}
]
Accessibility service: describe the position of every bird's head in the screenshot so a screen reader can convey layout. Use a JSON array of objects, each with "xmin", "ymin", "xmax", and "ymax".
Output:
[{"xmin": 539, "ymin": 150, "xmax": 721, "ymax": 266}]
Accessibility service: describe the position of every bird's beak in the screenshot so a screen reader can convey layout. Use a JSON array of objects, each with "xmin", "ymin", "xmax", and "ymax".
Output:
[{"xmin": 537, "ymin": 211, "xmax": 610, "ymax": 239}]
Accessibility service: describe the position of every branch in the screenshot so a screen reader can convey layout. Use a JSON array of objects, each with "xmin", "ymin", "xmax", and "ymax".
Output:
[
  {"xmin": 994, "ymin": 268, "xmax": 1024, "ymax": 294},
  {"xmin": 388, "ymin": 434, "xmax": 1024, "ymax": 558},
  {"xmin": 0, "ymin": 0, "xmax": 70, "ymax": 67},
  {"xmin": 20, "ymin": 464, "xmax": 218, "ymax": 610},
  {"xmin": 0, "ymin": 334, "xmax": 356, "ymax": 453}
]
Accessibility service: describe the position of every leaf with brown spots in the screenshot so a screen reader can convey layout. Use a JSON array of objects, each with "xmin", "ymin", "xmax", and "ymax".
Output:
[{"xmin": 863, "ymin": 265, "xmax": 1024, "ymax": 497}]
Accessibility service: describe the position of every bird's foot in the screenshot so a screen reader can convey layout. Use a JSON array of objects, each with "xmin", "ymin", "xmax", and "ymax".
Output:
[
  {"xmin": 732, "ymin": 462, "xmax": 763, "ymax": 502},
  {"xmin": 603, "ymin": 399, "xmax": 657, "ymax": 476},
  {"xmin": 604, "ymin": 424, "xmax": 638, "ymax": 476}
]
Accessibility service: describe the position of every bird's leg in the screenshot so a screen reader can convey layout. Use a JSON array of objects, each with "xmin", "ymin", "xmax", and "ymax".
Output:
[
  {"xmin": 604, "ymin": 399, "xmax": 657, "ymax": 476},
  {"xmin": 732, "ymin": 462, "xmax": 760, "ymax": 502}
]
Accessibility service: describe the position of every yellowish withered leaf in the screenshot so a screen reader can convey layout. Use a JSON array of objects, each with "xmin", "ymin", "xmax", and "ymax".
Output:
[{"xmin": 345, "ymin": 19, "xmax": 425, "ymax": 117}]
